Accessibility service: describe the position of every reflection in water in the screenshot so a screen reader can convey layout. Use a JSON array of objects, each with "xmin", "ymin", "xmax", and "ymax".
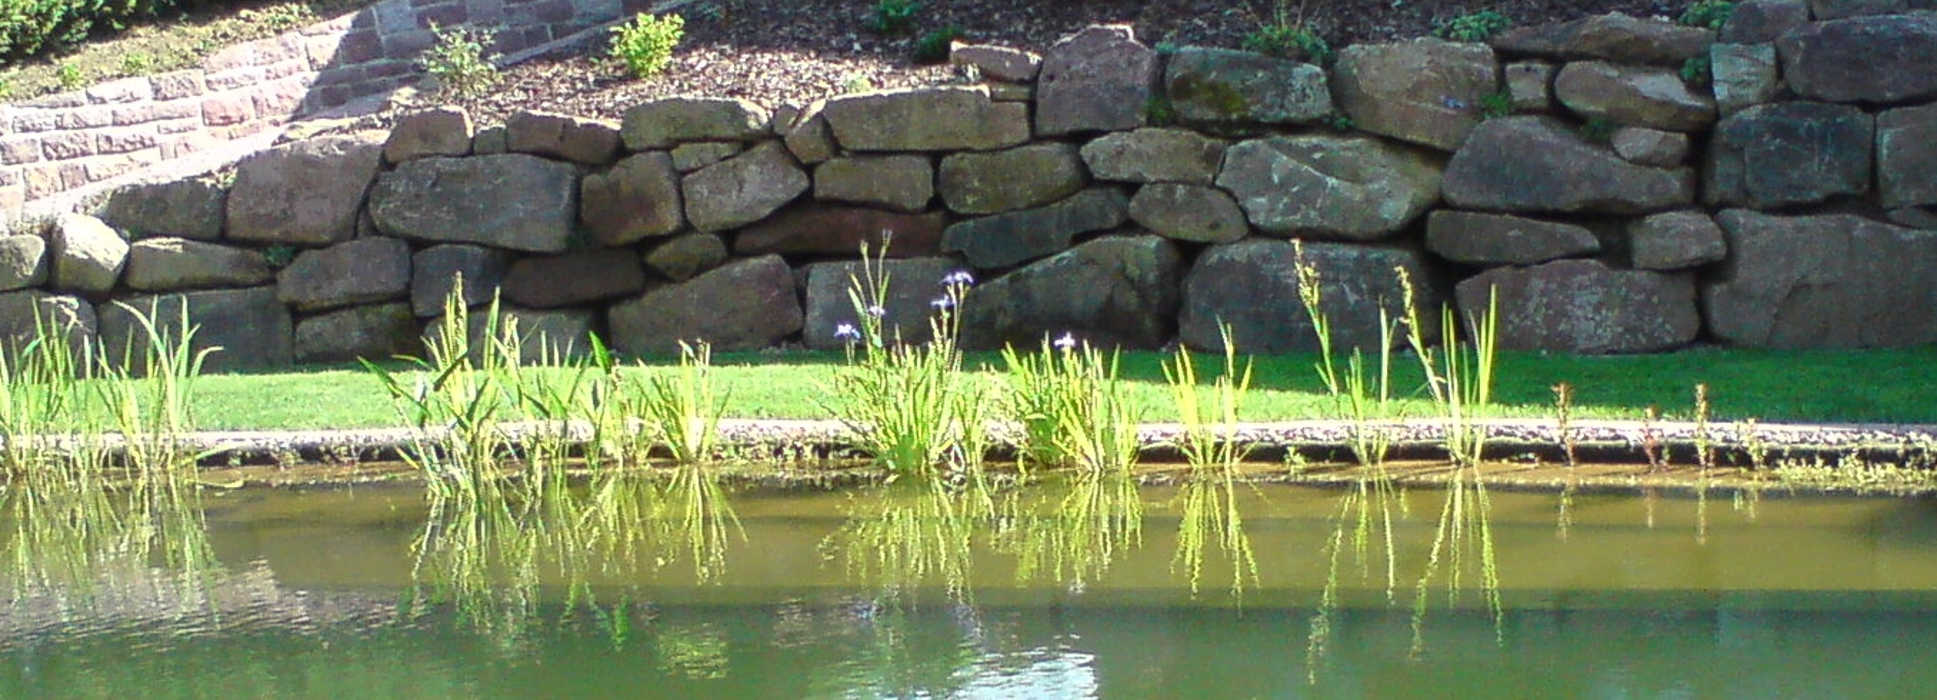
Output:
[
  {"xmin": 1408, "ymin": 463, "xmax": 1502, "ymax": 658},
  {"xmin": 2, "ymin": 467, "xmax": 218, "ymax": 619},
  {"xmin": 1308, "ymin": 468, "xmax": 1406, "ymax": 682},
  {"xmin": 1171, "ymin": 471, "xmax": 1259, "ymax": 600},
  {"xmin": 821, "ymin": 476, "xmax": 995, "ymax": 602},
  {"xmin": 995, "ymin": 469, "xmax": 1142, "ymax": 590}
]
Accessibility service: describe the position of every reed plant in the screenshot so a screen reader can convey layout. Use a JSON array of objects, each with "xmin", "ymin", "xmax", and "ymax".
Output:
[
  {"xmin": 999, "ymin": 335, "xmax": 1140, "ymax": 475},
  {"xmin": 96, "ymin": 300, "xmax": 220, "ymax": 477},
  {"xmin": 1294, "ymin": 241, "xmax": 1399, "ymax": 466},
  {"xmin": 635, "ymin": 341, "xmax": 728, "ymax": 465},
  {"xmin": 1397, "ymin": 271, "xmax": 1498, "ymax": 466},
  {"xmin": 1164, "ymin": 327, "xmax": 1259, "ymax": 598}
]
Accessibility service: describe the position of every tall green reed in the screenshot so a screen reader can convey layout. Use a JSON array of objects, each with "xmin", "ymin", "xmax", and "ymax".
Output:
[
  {"xmin": 97, "ymin": 300, "xmax": 220, "ymax": 477},
  {"xmin": 1163, "ymin": 326, "xmax": 1259, "ymax": 598},
  {"xmin": 637, "ymin": 341, "xmax": 728, "ymax": 465},
  {"xmin": 999, "ymin": 335, "xmax": 1141, "ymax": 475},
  {"xmin": 1294, "ymin": 241, "xmax": 1400, "ymax": 467},
  {"xmin": 1397, "ymin": 271, "xmax": 1497, "ymax": 466}
]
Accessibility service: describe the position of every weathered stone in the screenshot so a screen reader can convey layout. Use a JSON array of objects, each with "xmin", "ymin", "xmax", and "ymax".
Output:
[
  {"xmin": 821, "ymin": 86, "xmax": 1030, "ymax": 151},
  {"xmin": 1127, "ymin": 184, "xmax": 1248, "ymax": 243},
  {"xmin": 1554, "ymin": 60, "xmax": 1716, "ymax": 131},
  {"xmin": 1505, "ymin": 61, "xmax": 1557, "ymax": 112},
  {"xmin": 802, "ymin": 257, "xmax": 957, "ymax": 349},
  {"xmin": 942, "ymin": 188, "xmax": 1129, "ymax": 268},
  {"xmin": 769, "ymin": 104, "xmax": 802, "ymax": 134},
  {"xmin": 951, "ymin": 43, "xmax": 1042, "ymax": 82},
  {"xmin": 1444, "ymin": 116, "xmax": 1695, "ymax": 214},
  {"xmin": 293, "ymin": 302, "xmax": 419, "ymax": 363},
  {"xmin": 681, "ymin": 142, "xmax": 809, "ymax": 231},
  {"xmin": 1216, "ymin": 135, "xmax": 1443, "ymax": 239},
  {"xmin": 1879, "ymin": 102, "xmax": 1937, "ymax": 208},
  {"xmin": 607, "ymin": 255, "xmax": 802, "ymax": 354},
  {"xmin": 99, "ymin": 287, "xmax": 291, "ymax": 371},
  {"xmin": 1778, "ymin": 14, "xmax": 1937, "ymax": 104},
  {"xmin": 383, "ymin": 106, "xmax": 472, "ymax": 163},
  {"xmin": 1704, "ymin": 210, "xmax": 1937, "ymax": 347},
  {"xmin": 1491, "ymin": 13, "xmax": 1715, "ymax": 66},
  {"xmin": 1333, "ymin": 39, "xmax": 1499, "ymax": 150},
  {"xmin": 0, "ymin": 291, "xmax": 94, "ymax": 359},
  {"xmin": 226, "ymin": 134, "xmax": 383, "ymax": 246},
  {"xmin": 621, "ymin": 97, "xmax": 770, "ymax": 150},
  {"xmin": 643, "ymin": 233, "xmax": 727, "ymax": 281},
  {"xmin": 502, "ymin": 249, "xmax": 648, "ymax": 308},
  {"xmin": 1719, "ymin": 0, "xmax": 1809, "ymax": 43},
  {"xmin": 580, "ymin": 152, "xmax": 684, "ymax": 245},
  {"xmin": 1705, "ymin": 102, "xmax": 1872, "ymax": 208},
  {"xmin": 1610, "ymin": 127, "xmax": 1691, "ymax": 166},
  {"xmin": 124, "ymin": 238, "xmax": 272, "ymax": 291},
  {"xmin": 1163, "ymin": 46, "xmax": 1333, "ymax": 126},
  {"xmin": 426, "ymin": 307, "xmax": 600, "ymax": 363},
  {"xmin": 97, "ymin": 176, "xmax": 226, "ymax": 241},
  {"xmin": 1888, "ymin": 206, "xmax": 1937, "ymax": 230},
  {"xmin": 987, "ymin": 81, "xmax": 1033, "ymax": 101},
  {"xmin": 1710, "ymin": 43, "xmax": 1780, "ymax": 115},
  {"xmin": 1036, "ymin": 25, "xmax": 1160, "ymax": 135},
  {"xmin": 813, "ymin": 155, "xmax": 934, "ymax": 212},
  {"xmin": 411, "ymin": 244, "xmax": 509, "ymax": 317},
  {"xmin": 938, "ymin": 143, "xmax": 1088, "ymax": 215},
  {"xmin": 670, "ymin": 141, "xmax": 742, "ymax": 172},
  {"xmin": 1457, "ymin": 260, "xmax": 1699, "ymax": 353},
  {"xmin": 961, "ymin": 235, "xmax": 1180, "ymax": 350},
  {"xmin": 1179, "ymin": 239, "xmax": 1439, "ymax": 353},
  {"xmin": 506, "ymin": 110, "xmax": 621, "ymax": 165},
  {"xmin": 472, "ymin": 124, "xmax": 508, "ymax": 155},
  {"xmin": 1425, "ymin": 211, "xmax": 1601, "ymax": 264},
  {"xmin": 1629, "ymin": 210, "xmax": 1727, "ymax": 269},
  {"xmin": 49, "ymin": 214, "xmax": 128, "ymax": 295},
  {"xmin": 780, "ymin": 102, "xmax": 837, "ymax": 163},
  {"xmin": 0, "ymin": 236, "xmax": 46, "ymax": 291},
  {"xmin": 1079, "ymin": 128, "xmax": 1226, "ymax": 185},
  {"xmin": 1810, "ymin": 0, "xmax": 1910, "ymax": 20},
  {"xmin": 371, "ymin": 154, "xmax": 579, "ymax": 253},
  {"xmin": 734, "ymin": 205, "xmax": 947, "ymax": 258},
  {"xmin": 275, "ymin": 237, "xmax": 410, "ymax": 312}
]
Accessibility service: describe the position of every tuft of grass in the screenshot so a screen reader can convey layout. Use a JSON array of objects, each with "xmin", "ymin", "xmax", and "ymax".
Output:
[
  {"xmin": 1242, "ymin": 23, "xmax": 1333, "ymax": 64},
  {"xmin": 1294, "ymin": 240, "xmax": 1399, "ymax": 467},
  {"xmin": 636, "ymin": 341, "xmax": 727, "ymax": 465},
  {"xmin": 1433, "ymin": 11, "xmax": 1512, "ymax": 42},
  {"xmin": 1678, "ymin": 1, "xmax": 1735, "ymax": 30},
  {"xmin": 1479, "ymin": 89, "xmax": 1514, "ymax": 119},
  {"xmin": 1000, "ymin": 335, "xmax": 1140, "ymax": 475},
  {"xmin": 867, "ymin": 0, "xmax": 920, "ymax": 35}
]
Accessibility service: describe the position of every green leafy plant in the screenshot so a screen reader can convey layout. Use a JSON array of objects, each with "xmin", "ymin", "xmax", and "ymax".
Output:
[
  {"xmin": 1479, "ymin": 89, "xmax": 1514, "ymax": 119},
  {"xmin": 1323, "ymin": 111, "xmax": 1355, "ymax": 132},
  {"xmin": 1000, "ymin": 335, "xmax": 1140, "ymax": 475},
  {"xmin": 56, "ymin": 62, "xmax": 83, "ymax": 90},
  {"xmin": 1294, "ymin": 241, "xmax": 1398, "ymax": 468},
  {"xmin": 118, "ymin": 51, "xmax": 151, "ymax": 74},
  {"xmin": 1242, "ymin": 23, "xmax": 1333, "ymax": 64},
  {"xmin": 1678, "ymin": 1, "xmax": 1735, "ymax": 30},
  {"xmin": 1144, "ymin": 94, "xmax": 1176, "ymax": 126},
  {"xmin": 1433, "ymin": 11, "xmax": 1512, "ymax": 42},
  {"xmin": 1164, "ymin": 325, "xmax": 1259, "ymax": 599},
  {"xmin": 422, "ymin": 23, "xmax": 500, "ymax": 98},
  {"xmin": 608, "ymin": 12, "xmax": 685, "ymax": 79},
  {"xmin": 261, "ymin": 245, "xmax": 297, "ymax": 270},
  {"xmin": 1680, "ymin": 54, "xmax": 1712, "ymax": 87},
  {"xmin": 912, "ymin": 25, "xmax": 963, "ymax": 64},
  {"xmin": 1579, "ymin": 117, "xmax": 1617, "ymax": 144},
  {"xmin": 638, "ymin": 341, "xmax": 728, "ymax": 464},
  {"xmin": 868, "ymin": 0, "xmax": 920, "ymax": 35}
]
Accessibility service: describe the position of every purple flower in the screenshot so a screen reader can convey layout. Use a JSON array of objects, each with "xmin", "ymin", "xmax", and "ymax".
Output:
[
  {"xmin": 930, "ymin": 296, "xmax": 955, "ymax": 310},
  {"xmin": 833, "ymin": 323, "xmax": 861, "ymax": 341},
  {"xmin": 943, "ymin": 270, "xmax": 975, "ymax": 286},
  {"xmin": 1053, "ymin": 332, "xmax": 1077, "ymax": 350},
  {"xmin": 865, "ymin": 305, "xmax": 887, "ymax": 318}
]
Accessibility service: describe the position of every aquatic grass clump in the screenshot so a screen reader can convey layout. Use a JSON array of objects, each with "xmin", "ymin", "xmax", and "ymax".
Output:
[
  {"xmin": 999, "ymin": 333, "xmax": 1140, "ymax": 475},
  {"xmin": 1293, "ymin": 241, "xmax": 1401, "ymax": 467},
  {"xmin": 1398, "ymin": 271, "xmax": 1498, "ymax": 465},
  {"xmin": 1164, "ymin": 327, "xmax": 1260, "ymax": 599},
  {"xmin": 997, "ymin": 468, "xmax": 1143, "ymax": 589},
  {"xmin": 635, "ymin": 341, "xmax": 728, "ymax": 465},
  {"xmin": 97, "ymin": 300, "xmax": 221, "ymax": 477}
]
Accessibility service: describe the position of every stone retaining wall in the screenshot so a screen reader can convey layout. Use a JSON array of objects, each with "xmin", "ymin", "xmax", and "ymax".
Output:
[
  {"xmin": 4, "ymin": 2, "xmax": 1936, "ymax": 370},
  {"xmin": 0, "ymin": 0, "xmax": 648, "ymax": 216}
]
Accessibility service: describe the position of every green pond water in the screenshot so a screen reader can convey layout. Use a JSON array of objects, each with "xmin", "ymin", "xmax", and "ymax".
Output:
[{"xmin": 5, "ymin": 471, "xmax": 1937, "ymax": 698}]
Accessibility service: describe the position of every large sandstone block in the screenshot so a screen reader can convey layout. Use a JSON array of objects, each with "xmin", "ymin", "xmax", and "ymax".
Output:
[
  {"xmin": 950, "ymin": 43, "xmax": 1041, "ymax": 82},
  {"xmin": 426, "ymin": 307, "xmax": 601, "ymax": 363},
  {"xmin": 734, "ymin": 205, "xmax": 946, "ymax": 258},
  {"xmin": 961, "ymin": 235, "xmax": 1180, "ymax": 350},
  {"xmin": 681, "ymin": 142, "xmax": 809, "ymax": 232},
  {"xmin": 1162, "ymin": 47, "xmax": 1332, "ymax": 126},
  {"xmin": 644, "ymin": 233, "xmax": 728, "ymax": 282},
  {"xmin": 580, "ymin": 152, "xmax": 684, "ymax": 245},
  {"xmin": 275, "ymin": 237, "xmax": 411, "ymax": 312},
  {"xmin": 1704, "ymin": 102, "xmax": 1872, "ymax": 208},
  {"xmin": 99, "ymin": 287, "xmax": 291, "ymax": 371},
  {"xmin": 502, "ymin": 249, "xmax": 648, "ymax": 308},
  {"xmin": 0, "ymin": 235, "xmax": 47, "ymax": 292},
  {"xmin": 607, "ymin": 255, "xmax": 802, "ymax": 354},
  {"xmin": 1079, "ymin": 128, "xmax": 1225, "ymax": 185},
  {"xmin": 124, "ymin": 238, "xmax": 273, "ymax": 291},
  {"xmin": 813, "ymin": 155, "xmax": 934, "ymax": 212},
  {"xmin": 294, "ymin": 302, "xmax": 419, "ymax": 363},
  {"xmin": 506, "ymin": 110, "xmax": 621, "ymax": 165},
  {"xmin": 226, "ymin": 134, "xmax": 383, "ymax": 246},
  {"xmin": 49, "ymin": 214, "xmax": 128, "ymax": 296},
  {"xmin": 942, "ymin": 188, "xmax": 1128, "ymax": 268},
  {"xmin": 98, "ymin": 176, "xmax": 226, "ymax": 241},
  {"xmin": 801, "ymin": 257, "xmax": 958, "ymax": 349},
  {"xmin": 1035, "ymin": 25, "xmax": 1160, "ymax": 135},
  {"xmin": 1457, "ymin": 260, "xmax": 1699, "ymax": 354},
  {"xmin": 621, "ymin": 97, "xmax": 770, "ymax": 150},
  {"xmin": 370, "ymin": 154, "xmax": 579, "ymax": 253},
  {"xmin": 937, "ymin": 143, "xmax": 1088, "ymax": 215},
  {"xmin": 410, "ymin": 244, "xmax": 509, "ymax": 317},
  {"xmin": 1704, "ymin": 210, "xmax": 1937, "ymax": 347},
  {"xmin": 821, "ymin": 86, "xmax": 1029, "ymax": 151},
  {"xmin": 1424, "ymin": 211, "xmax": 1600, "ymax": 265},
  {"xmin": 1216, "ymin": 135, "xmax": 1442, "ymax": 240},
  {"xmin": 1710, "ymin": 43, "xmax": 1779, "ymax": 115},
  {"xmin": 1180, "ymin": 239, "xmax": 1438, "ymax": 354},
  {"xmin": 1719, "ymin": 0, "xmax": 1808, "ymax": 43},
  {"xmin": 1491, "ymin": 13, "xmax": 1714, "ymax": 66},
  {"xmin": 383, "ymin": 106, "xmax": 473, "ymax": 164},
  {"xmin": 1443, "ymin": 116, "xmax": 1694, "ymax": 214},
  {"xmin": 1127, "ymin": 184, "xmax": 1248, "ymax": 243},
  {"xmin": 1553, "ymin": 60, "xmax": 1716, "ymax": 131},
  {"xmin": 1778, "ymin": 14, "xmax": 1937, "ymax": 104},
  {"xmin": 1628, "ymin": 211, "xmax": 1727, "ymax": 270},
  {"xmin": 0, "ymin": 290, "xmax": 95, "ymax": 360},
  {"xmin": 1878, "ymin": 103, "xmax": 1937, "ymax": 209},
  {"xmin": 1333, "ymin": 39, "xmax": 1498, "ymax": 151}
]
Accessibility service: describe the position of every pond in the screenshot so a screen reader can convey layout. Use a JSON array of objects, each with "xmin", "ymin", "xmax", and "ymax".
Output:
[{"xmin": 4, "ymin": 470, "xmax": 1936, "ymax": 698}]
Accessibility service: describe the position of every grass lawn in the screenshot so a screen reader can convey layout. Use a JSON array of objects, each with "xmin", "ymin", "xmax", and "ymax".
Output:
[{"xmin": 183, "ymin": 346, "xmax": 1937, "ymax": 431}]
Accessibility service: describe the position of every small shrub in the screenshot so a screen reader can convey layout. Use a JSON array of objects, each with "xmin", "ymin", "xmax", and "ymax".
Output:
[
  {"xmin": 1678, "ymin": 1, "xmax": 1735, "ymax": 30},
  {"xmin": 609, "ymin": 12, "xmax": 685, "ymax": 79},
  {"xmin": 1579, "ymin": 117, "xmax": 1617, "ymax": 143},
  {"xmin": 262, "ymin": 245, "xmax": 297, "ymax": 270},
  {"xmin": 1680, "ymin": 55, "xmax": 1712, "ymax": 87},
  {"xmin": 1323, "ymin": 111, "xmax": 1355, "ymax": 132},
  {"xmin": 843, "ymin": 74, "xmax": 875, "ymax": 93},
  {"xmin": 1479, "ymin": 89, "xmax": 1514, "ymax": 119},
  {"xmin": 120, "ymin": 52, "xmax": 152, "ymax": 74},
  {"xmin": 869, "ymin": 0, "xmax": 920, "ymax": 35},
  {"xmin": 1433, "ymin": 11, "xmax": 1512, "ymax": 42},
  {"xmin": 0, "ymin": 78, "xmax": 12, "ymax": 100},
  {"xmin": 913, "ymin": 25, "xmax": 963, "ymax": 64},
  {"xmin": 1242, "ymin": 23, "xmax": 1333, "ymax": 65},
  {"xmin": 422, "ymin": 23, "xmax": 499, "ymax": 97},
  {"xmin": 56, "ymin": 62, "xmax": 84, "ymax": 90}
]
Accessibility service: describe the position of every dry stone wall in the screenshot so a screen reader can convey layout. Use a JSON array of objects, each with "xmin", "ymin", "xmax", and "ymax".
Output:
[{"xmin": 4, "ymin": 2, "xmax": 1936, "ymax": 371}]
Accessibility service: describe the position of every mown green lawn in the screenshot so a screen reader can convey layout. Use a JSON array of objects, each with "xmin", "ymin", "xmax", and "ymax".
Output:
[{"xmin": 182, "ymin": 346, "xmax": 1937, "ymax": 431}]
